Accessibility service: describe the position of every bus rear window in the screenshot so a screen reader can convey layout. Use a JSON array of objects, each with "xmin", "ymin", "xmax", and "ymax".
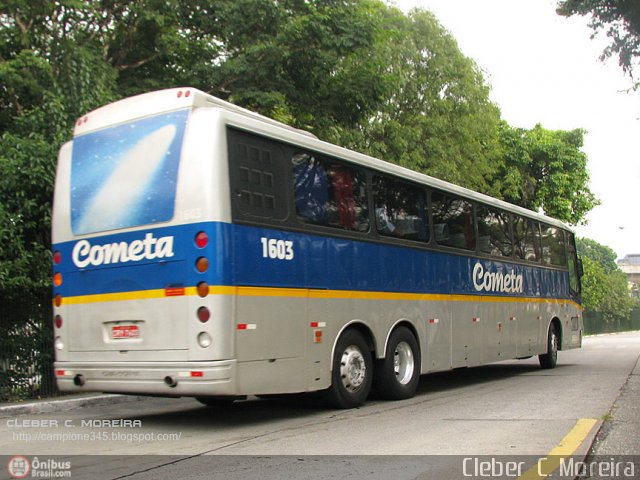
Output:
[{"xmin": 70, "ymin": 109, "xmax": 189, "ymax": 235}]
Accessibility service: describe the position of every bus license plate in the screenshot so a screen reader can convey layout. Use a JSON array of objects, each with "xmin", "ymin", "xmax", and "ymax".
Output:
[{"xmin": 111, "ymin": 325, "xmax": 140, "ymax": 339}]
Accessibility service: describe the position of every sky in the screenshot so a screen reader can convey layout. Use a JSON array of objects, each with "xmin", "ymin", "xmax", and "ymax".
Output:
[{"xmin": 393, "ymin": 0, "xmax": 640, "ymax": 260}]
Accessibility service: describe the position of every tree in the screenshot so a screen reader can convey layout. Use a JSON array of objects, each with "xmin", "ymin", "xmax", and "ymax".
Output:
[
  {"xmin": 576, "ymin": 237, "xmax": 618, "ymax": 273},
  {"xmin": 577, "ymin": 238, "xmax": 635, "ymax": 322},
  {"xmin": 0, "ymin": 0, "xmax": 388, "ymax": 291},
  {"xmin": 557, "ymin": 0, "xmax": 640, "ymax": 86},
  {"xmin": 332, "ymin": 9, "xmax": 504, "ymax": 196},
  {"xmin": 0, "ymin": 0, "xmax": 602, "ymax": 291},
  {"xmin": 329, "ymin": 8, "xmax": 598, "ymax": 224},
  {"xmin": 580, "ymin": 256, "xmax": 610, "ymax": 314},
  {"xmin": 497, "ymin": 123, "xmax": 599, "ymax": 225}
]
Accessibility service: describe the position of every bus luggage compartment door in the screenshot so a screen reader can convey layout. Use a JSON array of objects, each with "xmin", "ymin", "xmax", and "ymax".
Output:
[{"xmin": 234, "ymin": 293, "xmax": 306, "ymax": 362}]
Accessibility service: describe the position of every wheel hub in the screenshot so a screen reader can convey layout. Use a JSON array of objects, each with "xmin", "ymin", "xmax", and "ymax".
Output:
[
  {"xmin": 394, "ymin": 341, "xmax": 415, "ymax": 385},
  {"xmin": 340, "ymin": 345, "xmax": 366, "ymax": 392}
]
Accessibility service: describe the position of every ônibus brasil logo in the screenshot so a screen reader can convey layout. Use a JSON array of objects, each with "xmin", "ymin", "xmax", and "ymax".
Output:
[
  {"xmin": 7, "ymin": 456, "xmax": 30, "ymax": 478},
  {"xmin": 7, "ymin": 456, "xmax": 71, "ymax": 478}
]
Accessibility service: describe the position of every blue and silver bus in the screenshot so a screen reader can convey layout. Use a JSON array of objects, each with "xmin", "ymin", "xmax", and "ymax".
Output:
[{"xmin": 52, "ymin": 88, "xmax": 583, "ymax": 408}]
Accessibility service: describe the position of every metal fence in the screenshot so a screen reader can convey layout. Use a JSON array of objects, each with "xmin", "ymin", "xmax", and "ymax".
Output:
[
  {"xmin": 583, "ymin": 308, "xmax": 640, "ymax": 335},
  {"xmin": 0, "ymin": 288, "xmax": 60, "ymax": 402}
]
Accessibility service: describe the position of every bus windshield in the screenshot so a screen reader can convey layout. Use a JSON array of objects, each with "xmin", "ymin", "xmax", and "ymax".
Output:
[{"xmin": 70, "ymin": 109, "xmax": 189, "ymax": 235}]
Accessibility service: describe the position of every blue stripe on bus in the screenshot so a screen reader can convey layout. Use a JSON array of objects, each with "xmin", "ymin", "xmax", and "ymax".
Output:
[{"xmin": 53, "ymin": 222, "xmax": 570, "ymax": 300}]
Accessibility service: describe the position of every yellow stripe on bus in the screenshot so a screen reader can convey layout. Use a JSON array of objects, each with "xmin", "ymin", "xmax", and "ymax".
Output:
[{"xmin": 59, "ymin": 285, "xmax": 581, "ymax": 310}]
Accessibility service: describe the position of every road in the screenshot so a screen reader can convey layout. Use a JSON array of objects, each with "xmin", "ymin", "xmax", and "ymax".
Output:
[{"xmin": 1, "ymin": 332, "xmax": 638, "ymax": 479}]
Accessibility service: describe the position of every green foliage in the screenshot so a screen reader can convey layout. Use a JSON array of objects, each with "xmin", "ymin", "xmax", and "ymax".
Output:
[
  {"xmin": 0, "ymin": 0, "xmax": 603, "ymax": 292},
  {"xmin": 497, "ymin": 123, "xmax": 599, "ymax": 225},
  {"xmin": 0, "ymin": 2, "xmax": 119, "ymax": 292},
  {"xmin": 334, "ymin": 9, "xmax": 503, "ymax": 195},
  {"xmin": 557, "ymin": 0, "xmax": 640, "ymax": 87},
  {"xmin": 215, "ymin": 0, "xmax": 392, "ymax": 132},
  {"xmin": 576, "ymin": 237, "xmax": 618, "ymax": 273},
  {"xmin": 580, "ymin": 256, "xmax": 609, "ymax": 315},
  {"xmin": 577, "ymin": 238, "xmax": 636, "ymax": 322}
]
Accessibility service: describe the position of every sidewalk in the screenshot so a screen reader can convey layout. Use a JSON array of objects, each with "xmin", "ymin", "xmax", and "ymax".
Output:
[
  {"xmin": 586, "ymin": 354, "xmax": 640, "ymax": 456},
  {"xmin": 0, "ymin": 393, "xmax": 145, "ymax": 418}
]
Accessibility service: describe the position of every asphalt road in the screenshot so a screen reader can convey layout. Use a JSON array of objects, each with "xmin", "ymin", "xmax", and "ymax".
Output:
[{"xmin": 1, "ymin": 332, "xmax": 638, "ymax": 479}]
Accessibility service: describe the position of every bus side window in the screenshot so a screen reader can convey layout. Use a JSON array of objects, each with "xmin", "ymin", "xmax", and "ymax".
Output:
[
  {"xmin": 329, "ymin": 166, "xmax": 357, "ymax": 229},
  {"xmin": 292, "ymin": 153, "xmax": 369, "ymax": 232},
  {"xmin": 431, "ymin": 191, "xmax": 475, "ymax": 251},
  {"xmin": 477, "ymin": 206, "xmax": 513, "ymax": 257},
  {"xmin": 514, "ymin": 217, "xmax": 541, "ymax": 262},
  {"xmin": 373, "ymin": 175, "xmax": 428, "ymax": 242},
  {"xmin": 566, "ymin": 232, "xmax": 581, "ymax": 295},
  {"xmin": 541, "ymin": 225, "xmax": 567, "ymax": 266},
  {"xmin": 292, "ymin": 153, "xmax": 328, "ymax": 224}
]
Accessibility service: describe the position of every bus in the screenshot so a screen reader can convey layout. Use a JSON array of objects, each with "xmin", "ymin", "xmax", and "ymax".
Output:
[{"xmin": 52, "ymin": 87, "xmax": 583, "ymax": 408}]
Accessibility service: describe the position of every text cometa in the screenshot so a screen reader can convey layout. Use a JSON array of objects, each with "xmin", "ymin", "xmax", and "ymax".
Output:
[
  {"xmin": 472, "ymin": 262, "xmax": 523, "ymax": 294},
  {"xmin": 72, "ymin": 233, "xmax": 174, "ymax": 268}
]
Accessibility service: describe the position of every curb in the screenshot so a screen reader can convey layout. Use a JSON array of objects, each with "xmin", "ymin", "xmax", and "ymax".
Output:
[{"xmin": 0, "ymin": 394, "xmax": 146, "ymax": 418}]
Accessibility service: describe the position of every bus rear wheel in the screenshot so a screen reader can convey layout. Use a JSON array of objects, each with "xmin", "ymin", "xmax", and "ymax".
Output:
[
  {"xmin": 374, "ymin": 327, "xmax": 421, "ymax": 400},
  {"xmin": 325, "ymin": 329, "xmax": 373, "ymax": 409},
  {"xmin": 539, "ymin": 323, "xmax": 559, "ymax": 369}
]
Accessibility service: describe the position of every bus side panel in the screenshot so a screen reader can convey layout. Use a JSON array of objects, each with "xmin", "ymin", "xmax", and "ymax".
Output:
[
  {"xmin": 422, "ymin": 302, "xmax": 453, "ymax": 372},
  {"xmin": 234, "ymin": 295, "xmax": 307, "ymax": 362},
  {"xmin": 482, "ymin": 301, "xmax": 517, "ymax": 364},
  {"xmin": 451, "ymin": 302, "xmax": 480, "ymax": 367}
]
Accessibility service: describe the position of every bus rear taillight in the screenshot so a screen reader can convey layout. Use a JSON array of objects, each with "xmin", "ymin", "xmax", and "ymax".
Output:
[
  {"xmin": 55, "ymin": 315, "xmax": 63, "ymax": 328},
  {"xmin": 53, "ymin": 272, "xmax": 63, "ymax": 287},
  {"xmin": 53, "ymin": 251, "xmax": 61, "ymax": 265},
  {"xmin": 53, "ymin": 295, "xmax": 62, "ymax": 307},
  {"xmin": 196, "ymin": 257, "xmax": 209, "ymax": 273},
  {"xmin": 197, "ymin": 307, "xmax": 210, "ymax": 323},
  {"xmin": 197, "ymin": 282, "xmax": 209, "ymax": 298},
  {"xmin": 195, "ymin": 231, "xmax": 208, "ymax": 248}
]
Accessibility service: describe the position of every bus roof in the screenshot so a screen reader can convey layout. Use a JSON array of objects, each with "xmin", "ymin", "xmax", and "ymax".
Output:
[
  {"xmin": 72, "ymin": 87, "xmax": 573, "ymax": 231},
  {"xmin": 73, "ymin": 87, "xmax": 316, "ymax": 140}
]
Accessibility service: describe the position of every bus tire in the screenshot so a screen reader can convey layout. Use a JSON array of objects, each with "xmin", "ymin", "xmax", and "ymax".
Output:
[
  {"xmin": 374, "ymin": 326, "xmax": 421, "ymax": 400},
  {"xmin": 539, "ymin": 323, "xmax": 559, "ymax": 369},
  {"xmin": 325, "ymin": 329, "xmax": 373, "ymax": 409}
]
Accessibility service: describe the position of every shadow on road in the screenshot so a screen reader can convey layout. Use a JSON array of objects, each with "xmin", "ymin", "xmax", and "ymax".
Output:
[
  {"xmin": 415, "ymin": 360, "xmax": 555, "ymax": 396},
  {"xmin": 116, "ymin": 359, "xmax": 574, "ymax": 430}
]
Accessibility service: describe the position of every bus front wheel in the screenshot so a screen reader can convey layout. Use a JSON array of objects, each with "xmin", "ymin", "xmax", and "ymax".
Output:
[
  {"xmin": 325, "ymin": 329, "xmax": 373, "ymax": 409},
  {"xmin": 374, "ymin": 327, "xmax": 421, "ymax": 400},
  {"xmin": 539, "ymin": 323, "xmax": 559, "ymax": 369}
]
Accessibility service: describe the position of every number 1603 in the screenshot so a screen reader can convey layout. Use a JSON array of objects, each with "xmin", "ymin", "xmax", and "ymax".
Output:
[{"xmin": 260, "ymin": 237, "xmax": 294, "ymax": 260}]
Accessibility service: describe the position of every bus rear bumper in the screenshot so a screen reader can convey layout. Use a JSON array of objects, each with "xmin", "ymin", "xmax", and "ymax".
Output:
[{"xmin": 54, "ymin": 360, "xmax": 237, "ymax": 397}]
